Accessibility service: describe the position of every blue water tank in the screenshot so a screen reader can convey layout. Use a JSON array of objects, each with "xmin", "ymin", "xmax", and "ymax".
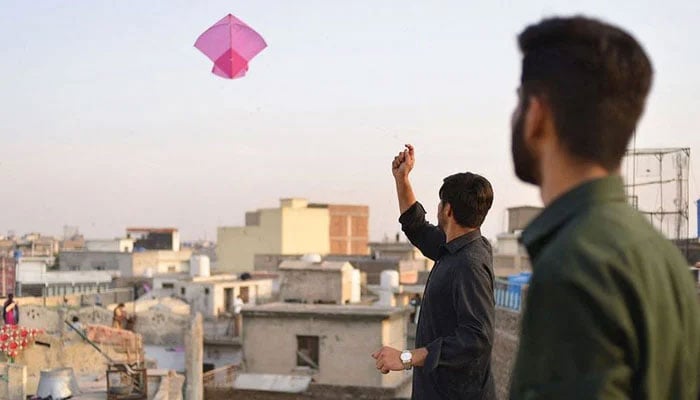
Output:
[
  {"xmin": 518, "ymin": 272, "xmax": 532, "ymax": 280},
  {"xmin": 507, "ymin": 274, "xmax": 530, "ymax": 292},
  {"xmin": 12, "ymin": 249, "xmax": 22, "ymax": 260}
]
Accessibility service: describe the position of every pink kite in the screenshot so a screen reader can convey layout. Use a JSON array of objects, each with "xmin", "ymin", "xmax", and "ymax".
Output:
[{"xmin": 194, "ymin": 14, "xmax": 267, "ymax": 79}]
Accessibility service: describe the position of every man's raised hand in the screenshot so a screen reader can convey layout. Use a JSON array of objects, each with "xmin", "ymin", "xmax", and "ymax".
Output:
[{"xmin": 392, "ymin": 144, "xmax": 415, "ymax": 180}]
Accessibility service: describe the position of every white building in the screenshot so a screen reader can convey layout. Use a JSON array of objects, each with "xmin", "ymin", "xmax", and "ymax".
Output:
[
  {"xmin": 151, "ymin": 257, "xmax": 274, "ymax": 318},
  {"xmin": 85, "ymin": 238, "xmax": 134, "ymax": 253},
  {"xmin": 175, "ymin": 276, "xmax": 273, "ymax": 318},
  {"xmin": 16, "ymin": 263, "xmax": 113, "ymax": 297}
]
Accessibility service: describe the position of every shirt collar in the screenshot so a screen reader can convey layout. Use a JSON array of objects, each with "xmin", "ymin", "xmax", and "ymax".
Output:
[
  {"xmin": 521, "ymin": 175, "xmax": 627, "ymax": 254},
  {"xmin": 442, "ymin": 229, "xmax": 482, "ymax": 254}
]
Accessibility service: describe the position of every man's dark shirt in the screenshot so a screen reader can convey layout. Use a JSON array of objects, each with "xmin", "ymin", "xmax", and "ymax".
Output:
[{"xmin": 400, "ymin": 202, "xmax": 496, "ymax": 400}]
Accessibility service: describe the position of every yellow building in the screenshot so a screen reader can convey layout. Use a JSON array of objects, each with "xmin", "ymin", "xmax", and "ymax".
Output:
[{"xmin": 217, "ymin": 198, "xmax": 331, "ymax": 273}]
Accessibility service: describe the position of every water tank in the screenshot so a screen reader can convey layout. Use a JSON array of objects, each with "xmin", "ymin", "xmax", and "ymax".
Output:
[
  {"xmin": 144, "ymin": 268, "xmax": 153, "ymax": 278},
  {"xmin": 190, "ymin": 255, "xmax": 211, "ymax": 278},
  {"xmin": 350, "ymin": 269, "xmax": 361, "ymax": 303},
  {"xmin": 377, "ymin": 290, "xmax": 396, "ymax": 307},
  {"xmin": 301, "ymin": 253, "xmax": 322, "ymax": 263},
  {"xmin": 380, "ymin": 270, "xmax": 400, "ymax": 289}
]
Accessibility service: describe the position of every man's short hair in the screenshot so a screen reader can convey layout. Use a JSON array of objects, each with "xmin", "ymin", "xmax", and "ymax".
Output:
[
  {"xmin": 518, "ymin": 16, "xmax": 653, "ymax": 170},
  {"xmin": 439, "ymin": 172, "xmax": 494, "ymax": 228}
]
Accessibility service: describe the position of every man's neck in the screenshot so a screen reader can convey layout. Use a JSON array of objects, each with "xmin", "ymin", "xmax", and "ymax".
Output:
[
  {"xmin": 540, "ymin": 154, "xmax": 609, "ymax": 206},
  {"xmin": 445, "ymin": 226, "xmax": 478, "ymax": 243}
]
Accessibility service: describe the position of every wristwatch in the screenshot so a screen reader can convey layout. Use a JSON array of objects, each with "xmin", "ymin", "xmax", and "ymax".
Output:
[{"xmin": 400, "ymin": 350, "xmax": 413, "ymax": 370}]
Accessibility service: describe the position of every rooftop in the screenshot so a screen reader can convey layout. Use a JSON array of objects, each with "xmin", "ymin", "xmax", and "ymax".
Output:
[
  {"xmin": 242, "ymin": 302, "xmax": 408, "ymax": 320},
  {"xmin": 278, "ymin": 260, "xmax": 352, "ymax": 271},
  {"xmin": 126, "ymin": 227, "xmax": 178, "ymax": 234}
]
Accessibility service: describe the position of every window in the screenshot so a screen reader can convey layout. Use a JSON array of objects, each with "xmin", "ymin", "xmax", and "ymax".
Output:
[
  {"xmin": 162, "ymin": 283, "xmax": 174, "ymax": 289},
  {"xmin": 224, "ymin": 288, "xmax": 233, "ymax": 311},
  {"xmin": 204, "ymin": 288, "xmax": 210, "ymax": 295},
  {"xmin": 180, "ymin": 287, "xmax": 186, "ymax": 295},
  {"xmin": 239, "ymin": 286, "xmax": 250, "ymax": 303},
  {"xmin": 296, "ymin": 336, "xmax": 319, "ymax": 369}
]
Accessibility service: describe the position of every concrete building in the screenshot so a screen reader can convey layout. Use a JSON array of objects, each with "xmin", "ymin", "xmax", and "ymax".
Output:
[
  {"xmin": 60, "ymin": 236, "xmax": 85, "ymax": 251},
  {"xmin": 491, "ymin": 206, "xmax": 541, "ymax": 277},
  {"xmin": 148, "ymin": 256, "xmax": 274, "ymax": 318},
  {"xmin": 13, "ymin": 233, "xmax": 60, "ymax": 258},
  {"xmin": 253, "ymin": 254, "xmax": 304, "ymax": 272},
  {"xmin": 132, "ymin": 249, "xmax": 192, "ymax": 276},
  {"xmin": 59, "ymin": 251, "xmax": 133, "ymax": 275},
  {"xmin": 493, "ymin": 232, "xmax": 532, "ymax": 277},
  {"xmin": 127, "ymin": 227, "xmax": 180, "ymax": 251},
  {"xmin": 506, "ymin": 206, "xmax": 542, "ymax": 233},
  {"xmin": 218, "ymin": 198, "xmax": 342, "ymax": 274},
  {"xmin": 255, "ymin": 253, "xmax": 425, "ymax": 286},
  {"xmin": 368, "ymin": 240, "xmax": 433, "ymax": 271},
  {"xmin": 58, "ymin": 249, "xmax": 192, "ymax": 278},
  {"xmin": 15, "ymin": 262, "xmax": 112, "ymax": 297},
  {"xmin": 0, "ymin": 237, "xmax": 15, "ymax": 257},
  {"xmin": 172, "ymin": 276, "xmax": 274, "ymax": 318},
  {"xmin": 241, "ymin": 303, "xmax": 411, "ymax": 389},
  {"xmin": 369, "ymin": 239, "xmax": 422, "ymax": 260},
  {"xmin": 85, "ymin": 238, "xmax": 134, "ymax": 253},
  {"xmin": 278, "ymin": 259, "xmax": 358, "ymax": 304},
  {"xmin": 325, "ymin": 256, "xmax": 424, "ymax": 286}
]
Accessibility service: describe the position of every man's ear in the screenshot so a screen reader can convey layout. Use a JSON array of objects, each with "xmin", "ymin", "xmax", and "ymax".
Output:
[
  {"xmin": 524, "ymin": 95, "xmax": 547, "ymax": 144},
  {"xmin": 443, "ymin": 202, "xmax": 453, "ymax": 218}
]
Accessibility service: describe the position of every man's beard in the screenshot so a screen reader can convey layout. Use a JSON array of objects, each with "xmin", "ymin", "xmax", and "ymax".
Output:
[{"xmin": 511, "ymin": 105, "xmax": 540, "ymax": 185}]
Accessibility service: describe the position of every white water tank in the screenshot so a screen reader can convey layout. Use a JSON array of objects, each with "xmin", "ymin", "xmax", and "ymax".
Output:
[
  {"xmin": 377, "ymin": 289, "xmax": 396, "ymax": 307},
  {"xmin": 190, "ymin": 255, "xmax": 211, "ymax": 278},
  {"xmin": 301, "ymin": 253, "xmax": 322, "ymax": 263},
  {"xmin": 380, "ymin": 270, "xmax": 400, "ymax": 289},
  {"xmin": 350, "ymin": 269, "xmax": 361, "ymax": 303}
]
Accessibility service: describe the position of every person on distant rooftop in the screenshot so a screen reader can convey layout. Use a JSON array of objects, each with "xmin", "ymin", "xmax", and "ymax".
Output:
[
  {"xmin": 3, "ymin": 294, "xmax": 19, "ymax": 326},
  {"xmin": 112, "ymin": 303, "xmax": 126, "ymax": 330}
]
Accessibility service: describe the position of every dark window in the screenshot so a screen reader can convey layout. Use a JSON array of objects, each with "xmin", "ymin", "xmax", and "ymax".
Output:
[
  {"xmin": 296, "ymin": 336, "xmax": 319, "ymax": 369},
  {"xmin": 162, "ymin": 283, "xmax": 174, "ymax": 289},
  {"xmin": 224, "ymin": 288, "xmax": 233, "ymax": 311},
  {"xmin": 180, "ymin": 287, "xmax": 186, "ymax": 295},
  {"xmin": 204, "ymin": 288, "xmax": 210, "ymax": 295},
  {"xmin": 240, "ymin": 286, "xmax": 250, "ymax": 303}
]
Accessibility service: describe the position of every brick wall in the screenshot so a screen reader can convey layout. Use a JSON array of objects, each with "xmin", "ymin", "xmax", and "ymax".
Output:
[{"xmin": 328, "ymin": 205, "xmax": 369, "ymax": 255}]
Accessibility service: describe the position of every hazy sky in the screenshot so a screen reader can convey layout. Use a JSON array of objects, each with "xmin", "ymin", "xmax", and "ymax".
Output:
[{"xmin": 1, "ymin": 0, "xmax": 699, "ymax": 242}]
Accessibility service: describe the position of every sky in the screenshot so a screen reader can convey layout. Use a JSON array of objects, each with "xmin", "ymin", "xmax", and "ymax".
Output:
[{"xmin": 1, "ymin": 0, "xmax": 699, "ymax": 242}]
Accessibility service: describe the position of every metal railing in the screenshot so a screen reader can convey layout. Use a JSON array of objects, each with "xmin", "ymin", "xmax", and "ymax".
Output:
[{"xmin": 494, "ymin": 279, "xmax": 527, "ymax": 312}]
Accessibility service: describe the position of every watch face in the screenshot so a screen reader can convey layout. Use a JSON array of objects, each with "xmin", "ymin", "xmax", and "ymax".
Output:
[{"xmin": 400, "ymin": 351, "xmax": 411, "ymax": 361}]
